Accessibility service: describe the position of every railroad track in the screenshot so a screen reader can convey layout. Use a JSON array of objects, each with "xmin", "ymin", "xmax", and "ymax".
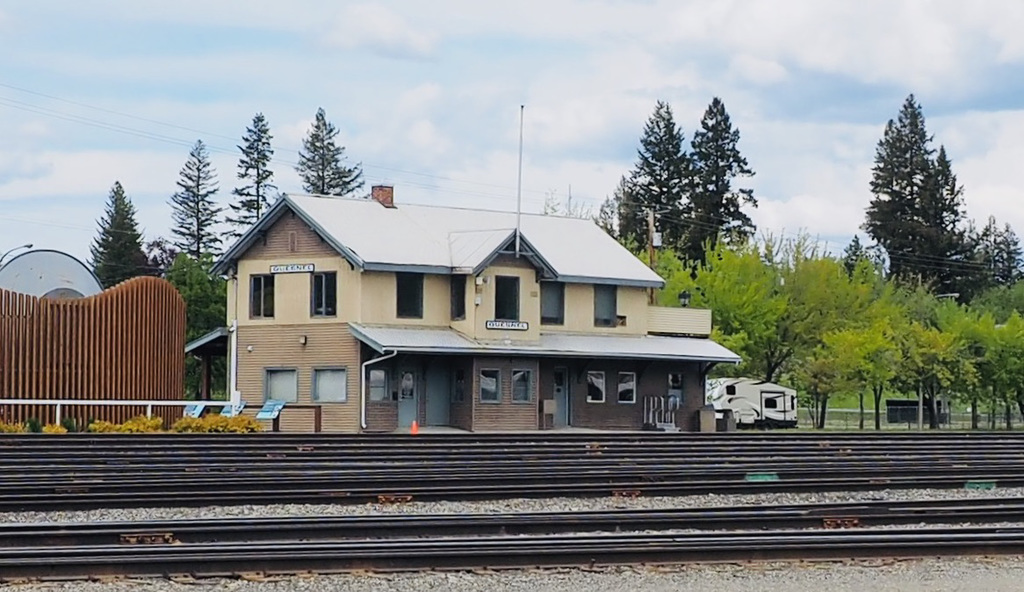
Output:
[
  {"xmin": 4, "ymin": 498, "xmax": 1024, "ymax": 580},
  {"xmin": 3, "ymin": 433, "xmax": 1024, "ymax": 510}
]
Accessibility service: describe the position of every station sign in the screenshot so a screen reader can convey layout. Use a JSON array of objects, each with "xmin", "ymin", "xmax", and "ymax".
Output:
[
  {"xmin": 270, "ymin": 263, "xmax": 315, "ymax": 274},
  {"xmin": 485, "ymin": 320, "xmax": 529, "ymax": 331}
]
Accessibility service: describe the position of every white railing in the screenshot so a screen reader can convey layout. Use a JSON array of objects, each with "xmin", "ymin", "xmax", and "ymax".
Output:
[{"xmin": 0, "ymin": 399, "xmax": 233, "ymax": 424}]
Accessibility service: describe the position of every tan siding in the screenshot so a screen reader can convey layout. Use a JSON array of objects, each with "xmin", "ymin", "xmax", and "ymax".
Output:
[
  {"xmin": 646, "ymin": 307, "xmax": 712, "ymax": 337},
  {"xmin": 236, "ymin": 323, "xmax": 360, "ymax": 433},
  {"xmin": 278, "ymin": 407, "xmax": 316, "ymax": 433},
  {"xmin": 244, "ymin": 213, "xmax": 337, "ymax": 260},
  {"xmin": 471, "ymin": 256, "xmax": 541, "ymax": 343},
  {"xmin": 471, "ymin": 357, "xmax": 539, "ymax": 431},
  {"xmin": 554, "ymin": 284, "xmax": 648, "ymax": 336},
  {"xmin": 360, "ymin": 271, "xmax": 450, "ymax": 326}
]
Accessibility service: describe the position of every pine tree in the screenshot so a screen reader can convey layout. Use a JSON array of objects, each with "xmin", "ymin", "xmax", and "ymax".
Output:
[
  {"xmin": 226, "ymin": 113, "xmax": 276, "ymax": 240},
  {"xmin": 169, "ymin": 140, "xmax": 223, "ymax": 259},
  {"xmin": 618, "ymin": 101, "xmax": 690, "ymax": 250},
  {"xmin": 295, "ymin": 107, "xmax": 363, "ymax": 197},
  {"xmin": 595, "ymin": 180, "xmax": 624, "ymax": 239},
  {"xmin": 685, "ymin": 97, "xmax": 756, "ymax": 264},
  {"xmin": 841, "ymin": 235, "xmax": 868, "ymax": 276},
  {"xmin": 864, "ymin": 95, "xmax": 975, "ymax": 297},
  {"xmin": 977, "ymin": 216, "xmax": 1023, "ymax": 286},
  {"xmin": 89, "ymin": 181, "xmax": 148, "ymax": 288}
]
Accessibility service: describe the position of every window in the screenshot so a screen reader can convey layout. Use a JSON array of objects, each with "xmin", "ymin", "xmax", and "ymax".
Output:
[
  {"xmin": 250, "ymin": 275, "xmax": 275, "ymax": 318},
  {"xmin": 764, "ymin": 397, "xmax": 778, "ymax": 409},
  {"xmin": 265, "ymin": 369, "xmax": 297, "ymax": 403},
  {"xmin": 725, "ymin": 384, "xmax": 737, "ymax": 395},
  {"xmin": 618, "ymin": 372, "xmax": 636, "ymax": 404},
  {"xmin": 450, "ymin": 275, "xmax": 466, "ymax": 321},
  {"xmin": 586, "ymin": 371, "xmax": 606, "ymax": 403},
  {"xmin": 480, "ymin": 369, "xmax": 500, "ymax": 403},
  {"xmin": 494, "ymin": 276, "xmax": 520, "ymax": 321},
  {"xmin": 540, "ymin": 282, "xmax": 564, "ymax": 325},
  {"xmin": 593, "ymin": 284, "xmax": 617, "ymax": 327},
  {"xmin": 512, "ymin": 369, "xmax": 532, "ymax": 403},
  {"xmin": 313, "ymin": 369, "xmax": 347, "ymax": 402},
  {"xmin": 368, "ymin": 369, "xmax": 388, "ymax": 401},
  {"xmin": 453, "ymin": 368, "xmax": 466, "ymax": 403},
  {"xmin": 311, "ymin": 272, "xmax": 337, "ymax": 317},
  {"xmin": 396, "ymin": 272, "xmax": 424, "ymax": 318}
]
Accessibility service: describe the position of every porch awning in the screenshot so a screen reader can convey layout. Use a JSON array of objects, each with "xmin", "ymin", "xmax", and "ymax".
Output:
[
  {"xmin": 185, "ymin": 326, "xmax": 230, "ymax": 357},
  {"xmin": 349, "ymin": 323, "xmax": 741, "ymax": 364}
]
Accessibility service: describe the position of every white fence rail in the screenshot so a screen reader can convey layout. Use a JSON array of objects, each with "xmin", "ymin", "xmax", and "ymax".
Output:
[{"xmin": 0, "ymin": 399, "xmax": 233, "ymax": 424}]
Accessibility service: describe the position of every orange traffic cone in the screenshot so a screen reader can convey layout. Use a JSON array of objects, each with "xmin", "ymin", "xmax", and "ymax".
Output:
[{"xmin": 410, "ymin": 420, "xmax": 419, "ymax": 435}]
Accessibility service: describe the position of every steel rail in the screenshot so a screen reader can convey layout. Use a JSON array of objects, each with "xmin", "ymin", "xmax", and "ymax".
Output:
[
  {"xmin": 3, "ymin": 497, "xmax": 1024, "ymax": 548},
  {"xmin": 2, "ymin": 526, "xmax": 1024, "ymax": 580}
]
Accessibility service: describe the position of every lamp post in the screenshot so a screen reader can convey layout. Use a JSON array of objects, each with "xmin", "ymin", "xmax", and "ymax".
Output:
[{"xmin": 0, "ymin": 244, "xmax": 32, "ymax": 266}]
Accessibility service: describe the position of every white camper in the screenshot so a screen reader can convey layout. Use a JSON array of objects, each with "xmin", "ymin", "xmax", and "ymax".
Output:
[{"xmin": 707, "ymin": 378, "xmax": 798, "ymax": 429}]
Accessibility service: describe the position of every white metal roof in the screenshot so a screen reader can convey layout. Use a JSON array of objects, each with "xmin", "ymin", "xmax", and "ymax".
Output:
[
  {"xmin": 350, "ymin": 323, "xmax": 741, "ymax": 363},
  {"xmin": 282, "ymin": 194, "xmax": 664, "ymax": 287}
]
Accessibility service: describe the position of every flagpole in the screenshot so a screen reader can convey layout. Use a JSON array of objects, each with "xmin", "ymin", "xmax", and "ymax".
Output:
[{"xmin": 515, "ymin": 104, "xmax": 524, "ymax": 257}]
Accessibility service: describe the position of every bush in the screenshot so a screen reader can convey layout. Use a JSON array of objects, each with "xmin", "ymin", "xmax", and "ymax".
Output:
[
  {"xmin": 87, "ymin": 420, "xmax": 119, "ymax": 433},
  {"xmin": 116, "ymin": 416, "xmax": 164, "ymax": 433},
  {"xmin": 172, "ymin": 414, "xmax": 262, "ymax": 433},
  {"xmin": 42, "ymin": 423, "xmax": 68, "ymax": 434},
  {"xmin": 0, "ymin": 421, "xmax": 26, "ymax": 433},
  {"xmin": 25, "ymin": 418, "xmax": 42, "ymax": 433},
  {"xmin": 61, "ymin": 417, "xmax": 78, "ymax": 433}
]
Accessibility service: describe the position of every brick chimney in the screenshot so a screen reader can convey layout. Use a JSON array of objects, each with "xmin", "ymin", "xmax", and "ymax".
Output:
[{"xmin": 371, "ymin": 185, "xmax": 395, "ymax": 208}]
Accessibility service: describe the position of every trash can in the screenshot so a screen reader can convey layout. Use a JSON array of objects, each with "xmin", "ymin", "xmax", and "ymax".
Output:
[
  {"xmin": 716, "ymin": 409, "xmax": 736, "ymax": 432},
  {"xmin": 697, "ymin": 405, "xmax": 717, "ymax": 433}
]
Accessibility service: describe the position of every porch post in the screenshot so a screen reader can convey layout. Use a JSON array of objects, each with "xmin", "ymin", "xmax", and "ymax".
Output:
[{"xmin": 201, "ymin": 353, "xmax": 212, "ymax": 401}]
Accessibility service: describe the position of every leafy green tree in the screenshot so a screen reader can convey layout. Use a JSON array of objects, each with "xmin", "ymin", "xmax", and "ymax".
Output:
[
  {"xmin": 296, "ymin": 107, "xmax": 363, "ymax": 197},
  {"xmin": 169, "ymin": 140, "xmax": 223, "ymax": 258},
  {"xmin": 165, "ymin": 254, "xmax": 226, "ymax": 397},
  {"xmin": 618, "ymin": 101, "xmax": 690, "ymax": 250},
  {"xmin": 226, "ymin": 113, "xmax": 277, "ymax": 240},
  {"xmin": 90, "ymin": 181, "xmax": 148, "ymax": 288},
  {"xmin": 684, "ymin": 97, "xmax": 756, "ymax": 263},
  {"xmin": 826, "ymin": 320, "xmax": 900, "ymax": 430}
]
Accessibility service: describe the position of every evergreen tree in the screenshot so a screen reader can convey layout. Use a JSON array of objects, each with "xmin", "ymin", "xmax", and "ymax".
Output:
[
  {"xmin": 618, "ymin": 101, "xmax": 690, "ymax": 250},
  {"xmin": 842, "ymin": 235, "xmax": 868, "ymax": 277},
  {"xmin": 143, "ymin": 238, "xmax": 180, "ymax": 278},
  {"xmin": 685, "ymin": 97, "xmax": 756, "ymax": 263},
  {"xmin": 226, "ymin": 113, "xmax": 276, "ymax": 240},
  {"xmin": 295, "ymin": 107, "xmax": 363, "ymax": 197},
  {"xmin": 864, "ymin": 95, "xmax": 975, "ymax": 297},
  {"xmin": 89, "ymin": 181, "xmax": 147, "ymax": 288},
  {"xmin": 595, "ymin": 180, "xmax": 624, "ymax": 239},
  {"xmin": 976, "ymin": 216, "xmax": 1023, "ymax": 286},
  {"xmin": 165, "ymin": 253, "xmax": 227, "ymax": 396},
  {"xmin": 169, "ymin": 140, "xmax": 223, "ymax": 259}
]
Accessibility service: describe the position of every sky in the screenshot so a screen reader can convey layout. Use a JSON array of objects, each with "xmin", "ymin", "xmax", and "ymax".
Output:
[{"xmin": 2, "ymin": 1, "xmax": 1024, "ymax": 266}]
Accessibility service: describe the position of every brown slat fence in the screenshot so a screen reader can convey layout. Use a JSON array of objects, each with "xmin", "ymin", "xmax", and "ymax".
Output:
[{"xmin": 0, "ymin": 276, "xmax": 186, "ymax": 428}]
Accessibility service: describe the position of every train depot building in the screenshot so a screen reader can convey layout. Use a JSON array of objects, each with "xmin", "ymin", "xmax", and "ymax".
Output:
[{"xmin": 202, "ymin": 186, "xmax": 739, "ymax": 433}]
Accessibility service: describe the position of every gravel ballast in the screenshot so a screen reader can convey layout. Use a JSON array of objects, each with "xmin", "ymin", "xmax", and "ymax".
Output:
[
  {"xmin": 14, "ymin": 558, "xmax": 1024, "ymax": 592},
  {"xmin": 4, "ymin": 486, "xmax": 1024, "ymax": 524}
]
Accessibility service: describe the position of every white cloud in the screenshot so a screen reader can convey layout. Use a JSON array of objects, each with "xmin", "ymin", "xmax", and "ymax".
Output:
[{"xmin": 323, "ymin": 4, "xmax": 438, "ymax": 59}]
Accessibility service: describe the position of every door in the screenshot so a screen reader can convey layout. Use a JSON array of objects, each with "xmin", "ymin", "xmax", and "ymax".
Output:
[
  {"xmin": 553, "ymin": 367, "xmax": 570, "ymax": 427},
  {"xmin": 425, "ymin": 364, "xmax": 450, "ymax": 426},
  {"xmin": 397, "ymin": 370, "xmax": 418, "ymax": 427}
]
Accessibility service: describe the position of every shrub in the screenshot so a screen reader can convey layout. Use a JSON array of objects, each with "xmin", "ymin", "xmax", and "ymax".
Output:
[
  {"xmin": 25, "ymin": 418, "xmax": 42, "ymax": 433},
  {"xmin": 117, "ymin": 416, "xmax": 164, "ymax": 433},
  {"xmin": 42, "ymin": 423, "xmax": 68, "ymax": 434},
  {"xmin": 61, "ymin": 417, "xmax": 78, "ymax": 433},
  {"xmin": 87, "ymin": 420, "xmax": 119, "ymax": 433},
  {"xmin": 172, "ymin": 414, "xmax": 262, "ymax": 433},
  {"xmin": 0, "ymin": 421, "xmax": 26, "ymax": 433}
]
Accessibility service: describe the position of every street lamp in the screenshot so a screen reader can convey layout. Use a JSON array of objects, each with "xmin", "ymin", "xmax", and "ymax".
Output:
[{"xmin": 0, "ymin": 244, "xmax": 32, "ymax": 266}]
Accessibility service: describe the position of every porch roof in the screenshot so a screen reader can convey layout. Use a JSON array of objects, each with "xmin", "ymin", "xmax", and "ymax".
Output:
[{"xmin": 348, "ymin": 323, "xmax": 741, "ymax": 364}]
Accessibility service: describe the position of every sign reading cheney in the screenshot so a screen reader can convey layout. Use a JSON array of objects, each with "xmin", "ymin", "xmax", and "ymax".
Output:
[
  {"xmin": 270, "ymin": 263, "xmax": 315, "ymax": 274},
  {"xmin": 485, "ymin": 320, "xmax": 529, "ymax": 331}
]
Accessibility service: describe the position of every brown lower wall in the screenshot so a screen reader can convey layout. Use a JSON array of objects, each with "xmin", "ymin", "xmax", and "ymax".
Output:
[
  {"xmin": 471, "ymin": 357, "xmax": 540, "ymax": 431},
  {"xmin": 366, "ymin": 401, "xmax": 398, "ymax": 432}
]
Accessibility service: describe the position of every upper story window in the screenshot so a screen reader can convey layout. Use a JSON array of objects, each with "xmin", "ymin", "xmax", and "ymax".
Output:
[
  {"xmin": 250, "ymin": 275, "xmax": 275, "ymax": 319},
  {"xmin": 396, "ymin": 272, "xmax": 424, "ymax": 319},
  {"xmin": 450, "ymin": 275, "xmax": 466, "ymax": 321},
  {"xmin": 540, "ymin": 282, "xmax": 564, "ymax": 325},
  {"xmin": 494, "ymin": 276, "xmax": 520, "ymax": 321},
  {"xmin": 593, "ymin": 284, "xmax": 617, "ymax": 327},
  {"xmin": 311, "ymin": 272, "xmax": 337, "ymax": 317}
]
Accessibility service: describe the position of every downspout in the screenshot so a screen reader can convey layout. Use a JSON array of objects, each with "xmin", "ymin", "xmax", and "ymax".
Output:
[
  {"xmin": 229, "ymin": 272, "xmax": 240, "ymax": 408},
  {"xmin": 360, "ymin": 350, "xmax": 398, "ymax": 430}
]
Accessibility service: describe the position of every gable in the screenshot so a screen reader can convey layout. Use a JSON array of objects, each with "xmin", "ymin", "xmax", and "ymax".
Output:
[{"xmin": 237, "ymin": 210, "xmax": 338, "ymax": 261}]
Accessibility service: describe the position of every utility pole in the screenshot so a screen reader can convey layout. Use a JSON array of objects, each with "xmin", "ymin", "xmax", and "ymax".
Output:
[{"xmin": 647, "ymin": 208, "xmax": 656, "ymax": 304}]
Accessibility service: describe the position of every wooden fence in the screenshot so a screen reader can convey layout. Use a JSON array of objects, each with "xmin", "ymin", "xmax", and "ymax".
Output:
[{"xmin": 0, "ymin": 276, "xmax": 186, "ymax": 428}]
